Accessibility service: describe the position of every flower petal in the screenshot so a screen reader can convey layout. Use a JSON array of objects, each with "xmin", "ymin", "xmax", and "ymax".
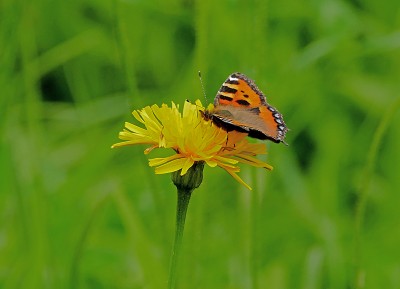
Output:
[
  {"xmin": 220, "ymin": 166, "xmax": 252, "ymax": 190},
  {"xmin": 125, "ymin": 122, "xmax": 149, "ymax": 136},
  {"xmin": 149, "ymin": 154, "xmax": 182, "ymax": 167},
  {"xmin": 154, "ymin": 157, "xmax": 187, "ymax": 174},
  {"xmin": 214, "ymin": 155, "xmax": 240, "ymax": 165},
  {"xmin": 234, "ymin": 154, "xmax": 273, "ymax": 170},
  {"xmin": 181, "ymin": 157, "xmax": 195, "ymax": 175},
  {"xmin": 204, "ymin": 159, "xmax": 218, "ymax": 167}
]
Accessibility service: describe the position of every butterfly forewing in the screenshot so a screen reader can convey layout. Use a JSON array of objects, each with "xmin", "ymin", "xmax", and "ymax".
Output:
[{"xmin": 215, "ymin": 73, "xmax": 266, "ymax": 107}]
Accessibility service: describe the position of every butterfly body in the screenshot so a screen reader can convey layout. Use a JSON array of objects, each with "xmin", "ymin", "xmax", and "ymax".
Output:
[{"xmin": 203, "ymin": 72, "xmax": 288, "ymax": 144}]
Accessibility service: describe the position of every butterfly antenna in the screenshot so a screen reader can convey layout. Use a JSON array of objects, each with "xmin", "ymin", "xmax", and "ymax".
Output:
[{"xmin": 198, "ymin": 71, "xmax": 208, "ymax": 103}]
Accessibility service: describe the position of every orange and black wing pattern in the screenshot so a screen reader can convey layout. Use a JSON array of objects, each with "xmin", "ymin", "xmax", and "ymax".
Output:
[
  {"xmin": 214, "ymin": 72, "xmax": 266, "ymax": 108},
  {"xmin": 211, "ymin": 72, "xmax": 288, "ymax": 144}
]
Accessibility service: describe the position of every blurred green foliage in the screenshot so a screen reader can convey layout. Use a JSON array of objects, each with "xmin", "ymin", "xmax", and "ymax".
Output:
[{"xmin": 1, "ymin": 0, "xmax": 400, "ymax": 288}]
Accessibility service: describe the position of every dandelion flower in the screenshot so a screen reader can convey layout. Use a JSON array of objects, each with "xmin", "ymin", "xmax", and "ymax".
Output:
[{"xmin": 112, "ymin": 100, "xmax": 272, "ymax": 190}]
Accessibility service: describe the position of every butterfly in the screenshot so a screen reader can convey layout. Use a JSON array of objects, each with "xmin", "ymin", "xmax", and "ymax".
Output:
[{"xmin": 202, "ymin": 72, "xmax": 288, "ymax": 144}]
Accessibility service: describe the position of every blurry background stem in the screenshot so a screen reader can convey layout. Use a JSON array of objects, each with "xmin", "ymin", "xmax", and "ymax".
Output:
[{"xmin": 353, "ymin": 98, "xmax": 400, "ymax": 289}]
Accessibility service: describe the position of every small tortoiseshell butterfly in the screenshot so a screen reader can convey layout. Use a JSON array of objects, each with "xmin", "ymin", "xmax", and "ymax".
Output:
[{"xmin": 202, "ymin": 72, "xmax": 288, "ymax": 144}]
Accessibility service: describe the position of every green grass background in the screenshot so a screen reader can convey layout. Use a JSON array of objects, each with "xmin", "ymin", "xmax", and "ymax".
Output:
[{"xmin": 1, "ymin": 0, "xmax": 400, "ymax": 288}]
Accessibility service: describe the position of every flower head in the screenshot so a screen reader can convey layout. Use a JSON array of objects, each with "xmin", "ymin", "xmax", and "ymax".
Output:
[{"xmin": 112, "ymin": 100, "xmax": 272, "ymax": 190}]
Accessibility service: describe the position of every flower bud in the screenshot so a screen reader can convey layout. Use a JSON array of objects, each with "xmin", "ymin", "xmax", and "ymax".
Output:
[{"xmin": 171, "ymin": 161, "xmax": 205, "ymax": 193}]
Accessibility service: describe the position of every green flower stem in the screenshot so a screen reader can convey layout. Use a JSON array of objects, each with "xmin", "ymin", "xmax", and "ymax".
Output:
[
  {"xmin": 168, "ymin": 188, "xmax": 192, "ymax": 289},
  {"xmin": 168, "ymin": 161, "xmax": 204, "ymax": 289}
]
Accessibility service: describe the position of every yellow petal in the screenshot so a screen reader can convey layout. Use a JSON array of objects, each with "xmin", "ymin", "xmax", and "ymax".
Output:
[
  {"xmin": 111, "ymin": 139, "xmax": 155, "ymax": 148},
  {"xmin": 234, "ymin": 154, "xmax": 273, "ymax": 170},
  {"xmin": 221, "ymin": 166, "xmax": 252, "ymax": 190},
  {"xmin": 217, "ymin": 161, "xmax": 240, "ymax": 172},
  {"xmin": 180, "ymin": 157, "xmax": 195, "ymax": 175},
  {"xmin": 149, "ymin": 154, "xmax": 182, "ymax": 167},
  {"xmin": 144, "ymin": 145, "xmax": 158, "ymax": 154},
  {"xmin": 205, "ymin": 159, "xmax": 218, "ymax": 167},
  {"xmin": 132, "ymin": 110, "xmax": 145, "ymax": 124},
  {"xmin": 125, "ymin": 122, "xmax": 150, "ymax": 136},
  {"xmin": 154, "ymin": 157, "xmax": 187, "ymax": 174},
  {"xmin": 214, "ymin": 155, "xmax": 240, "ymax": 165}
]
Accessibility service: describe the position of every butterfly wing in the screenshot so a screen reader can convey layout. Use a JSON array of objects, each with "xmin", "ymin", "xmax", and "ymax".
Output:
[
  {"xmin": 212, "ymin": 73, "xmax": 288, "ymax": 143},
  {"xmin": 214, "ymin": 72, "xmax": 266, "ymax": 108},
  {"xmin": 212, "ymin": 106, "xmax": 287, "ymax": 143}
]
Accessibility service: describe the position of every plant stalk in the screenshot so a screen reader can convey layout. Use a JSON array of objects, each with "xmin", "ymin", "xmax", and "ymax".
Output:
[{"xmin": 167, "ymin": 188, "xmax": 192, "ymax": 289}]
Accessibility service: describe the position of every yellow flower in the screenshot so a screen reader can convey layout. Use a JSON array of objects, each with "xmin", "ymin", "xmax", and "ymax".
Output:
[{"xmin": 111, "ymin": 100, "xmax": 273, "ymax": 190}]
